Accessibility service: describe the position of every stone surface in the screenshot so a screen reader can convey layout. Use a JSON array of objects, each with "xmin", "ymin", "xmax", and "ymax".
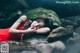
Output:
[{"xmin": 47, "ymin": 26, "xmax": 73, "ymax": 43}]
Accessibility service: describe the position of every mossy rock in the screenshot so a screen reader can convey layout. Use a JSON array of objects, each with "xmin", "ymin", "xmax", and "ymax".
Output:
[{"xmin": 25, "ymin": 7, "xmax": 61, "ymax": 26}]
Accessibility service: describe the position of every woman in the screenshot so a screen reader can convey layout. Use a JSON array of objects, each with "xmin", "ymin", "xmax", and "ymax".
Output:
[{"xmin": 9, "ymin": 15, "xmax": 54, "ymax": 40}]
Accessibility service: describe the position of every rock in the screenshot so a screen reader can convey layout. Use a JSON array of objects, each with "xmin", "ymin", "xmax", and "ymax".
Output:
[
  {"xmin": 20, "ymin": 51, "xmax": 37, "ymax": 53},
  {"xmin": 47, "ymin": 26, "xmax": 73, "ymax": 43},
  {"xmin": 26, "ymin": 7, "xmax": 61, "ymax": 26},
  {"xmin": 60, "ymin": 19, "xmax": 74, "ymax": 27},
  {"xmin": 61, "ymin": 15, "xmax": 80, "ymax": 28},
  {"xmin": 36, "ymin": 41, "xmax": 65, "ymax": 53}
]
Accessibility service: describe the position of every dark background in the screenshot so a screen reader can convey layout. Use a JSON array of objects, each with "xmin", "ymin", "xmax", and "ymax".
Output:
[{"xmin": 0, "ymin": 0, "xmax": 80, "ymax": 28}]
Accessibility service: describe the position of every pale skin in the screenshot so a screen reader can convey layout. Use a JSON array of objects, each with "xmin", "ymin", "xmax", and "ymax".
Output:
[{"xmin": 9, "ymin": 15, "xmax": 50, "ymax": 34}]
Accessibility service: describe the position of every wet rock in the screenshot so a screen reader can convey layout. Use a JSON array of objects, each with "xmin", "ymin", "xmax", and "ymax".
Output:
[
  {"xmin": 60, "ymin": 19, "xmax": 74, "ymax": 27},
  {"xmin": 61, "ymin": 15, "xmax": 80, "ymax": 28},
  {"xmin": 47, "ymin": 26, "xmax": 73, "ymax": 43},
  {"xmin": 66, "ymin": 37, "xmax": 76, "ymax": 45}
]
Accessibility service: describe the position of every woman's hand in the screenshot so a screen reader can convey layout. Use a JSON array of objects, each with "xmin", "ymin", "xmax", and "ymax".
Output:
[{"xmin": 25, "ymin": 27, "xmax": 36, "ymax": 33}]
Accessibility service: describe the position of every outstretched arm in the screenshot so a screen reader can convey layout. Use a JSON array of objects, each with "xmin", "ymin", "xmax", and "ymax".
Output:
[{"xmin": 35, "ymin": 27, "xmax": 50, "ymax": 33}]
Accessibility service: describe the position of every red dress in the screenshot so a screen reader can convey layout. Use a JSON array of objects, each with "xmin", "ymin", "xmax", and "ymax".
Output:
[{"xmin": 0, "ymin": 19, "xmax": 29, "ymax": 42}]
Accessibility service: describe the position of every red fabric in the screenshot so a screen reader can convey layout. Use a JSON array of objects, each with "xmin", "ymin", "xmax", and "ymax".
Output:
[
  {"xmin": 0, "ymin": 19, "xmax": 28, "ymax": 42},
  {"xmin": 0, "ymin": 28, "xmax": 11, "ymax": 42}
]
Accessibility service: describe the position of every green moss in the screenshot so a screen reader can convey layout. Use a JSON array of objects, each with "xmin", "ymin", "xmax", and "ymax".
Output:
[{"xmin": 25, "ymin": 7, "xmax": 61, "ymax": 26}]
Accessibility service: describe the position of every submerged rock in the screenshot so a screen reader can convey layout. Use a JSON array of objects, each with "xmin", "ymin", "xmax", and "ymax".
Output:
[{"xmin": 36, "ymin": 41, "xmax": 65, "ymax": 53}]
